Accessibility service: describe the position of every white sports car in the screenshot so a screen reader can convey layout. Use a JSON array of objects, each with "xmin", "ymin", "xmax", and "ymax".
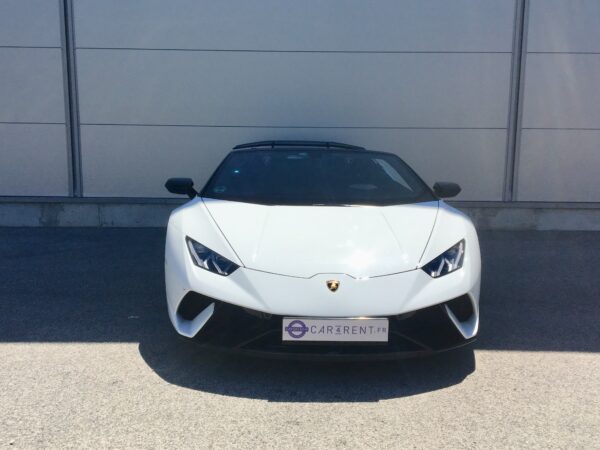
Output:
[{"xmin": 164, "ymin": 141, "xmax": 480, "ymax": 358}]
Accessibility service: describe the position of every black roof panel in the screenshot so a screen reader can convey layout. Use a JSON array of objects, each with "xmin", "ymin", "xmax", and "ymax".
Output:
[{"xmin": 233, "ymin": 140, "xmax": 366, "ymax": 151}]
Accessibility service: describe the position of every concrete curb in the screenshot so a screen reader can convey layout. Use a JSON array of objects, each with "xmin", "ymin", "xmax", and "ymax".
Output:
[{"xmin": 0, "ymin": 201, "xmax": 599, "ymax": 230}]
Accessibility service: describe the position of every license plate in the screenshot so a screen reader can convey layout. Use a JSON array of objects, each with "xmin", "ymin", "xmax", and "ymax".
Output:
[{"xmin": 282, "ymin": 317, "xmax": 388, "ymax": 342}]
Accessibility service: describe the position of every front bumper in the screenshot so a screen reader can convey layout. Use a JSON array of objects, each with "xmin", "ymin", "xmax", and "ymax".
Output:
[
  {"xmin": 172, "ymin": 291, "xmax": 478, "ymax": 359},
  {"xmin": 165, "ymin": 218, "xmax": 481, "ymax": 358}
]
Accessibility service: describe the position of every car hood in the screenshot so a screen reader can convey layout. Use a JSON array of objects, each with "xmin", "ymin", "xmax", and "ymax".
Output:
[{"xmin": 202, "ymin": 198, "xmax": 439, "ymax": 278}]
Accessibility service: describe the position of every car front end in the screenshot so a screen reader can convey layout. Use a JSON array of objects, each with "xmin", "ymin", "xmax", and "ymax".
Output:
[{"xmin": 165, "ymin": 198, "xmax": 480, "ymax": 359}]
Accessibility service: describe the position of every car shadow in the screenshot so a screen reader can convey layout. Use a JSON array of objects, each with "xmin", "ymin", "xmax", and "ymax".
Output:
[
  {"xmin": 1, "ymin": 228, "xmax": 598, "ymax": 401},
  {"xmin": 138, "ymin": 331, "xmax": 475, "ymax": 402}
]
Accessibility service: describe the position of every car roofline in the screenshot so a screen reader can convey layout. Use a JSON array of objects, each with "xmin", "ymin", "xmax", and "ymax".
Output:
[{"xmin": 232, "ymin": 140, "xmax": 366, "ymax": 151}]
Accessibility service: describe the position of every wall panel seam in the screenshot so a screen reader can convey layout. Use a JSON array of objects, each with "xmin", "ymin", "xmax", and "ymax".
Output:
[
  {"xmin": 0, "ymin": 197, "xmax": 598, "ymax": 209},
  {"xmin": 78, "ymin": 124, "xmax": 508, "ymax": 130},
  {"xmin": 505, "ymin": 0, "xmax": 529, "ymax": 202},
  {"xmin": 528, "ymin": 51, "xmax": 600, "ymax": 55},
  {"xmin": 503, "ymin": 0, "xmax": 524, "ymax": 201},
  {"xmin": 58, "ymin": 0, "xmax": 73, "ymax": 196},
  {"xmin": 0, "ymin": 45, "xmax": 61, "ymax": 49},
  {"xmin": 61, "ymin": 0, "xmax": 83, "ymax": 197},
  {"xmin": 75, "ymin": 47, "xmax": 512, "ymax": 54},
  {"xmin": 0, "ymin": 121, "xmax": 65, "ymax": 125},
  {"xmin": 523, "ymin": 127, "xmax": 600, "ymax": 131}
]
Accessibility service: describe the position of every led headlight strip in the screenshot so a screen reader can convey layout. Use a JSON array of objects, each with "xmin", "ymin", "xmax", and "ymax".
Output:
[
  {"xmin": 186, "ymin": 237, "xmax": 239, "ymax": 276},
  {"xmin": 422, "ymin": 240, "xmax": 465, "ymax": 278}
]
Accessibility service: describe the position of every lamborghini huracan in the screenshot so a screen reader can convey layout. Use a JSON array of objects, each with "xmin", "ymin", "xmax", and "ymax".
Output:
[{"xmin": 164, "ymin": 141, "xmax": 480, "ymax": 358}]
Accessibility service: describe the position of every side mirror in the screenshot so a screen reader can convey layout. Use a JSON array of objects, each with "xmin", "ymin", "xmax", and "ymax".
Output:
[
  {"xmin": 433, "ymin": 182, "xmax": 461, "ymax": 199},
  {"xmin": 165, "ymin": 178, "xmax": 197, "ymax": 199}
]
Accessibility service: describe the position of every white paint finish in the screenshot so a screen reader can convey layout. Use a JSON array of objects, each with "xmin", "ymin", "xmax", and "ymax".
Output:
[
  {"xmin": 176, "ymin": 302, "xmax": 214, "ymax": 338},
  {"xmin": 76, "ymin": 50, "xmax": 511, "ymax": 128},
  {"xmin": 74, "ymin": 0, "xmax": 515, "ymax": 52},
  {"xmin": 419, "ymin": 202, "xmax": 480, "ymax": 274},
  {"xmin": 517, "ymin": 129, "xmax": 600, "ymax": 202},
  {"xmin": 0, "ymin": 48, "xmax": 65, "ymax": 123},
  {"xmin": 445, "ymin": 296, "xmax": 479, "ymax": 339},
  {"xmin": 165, "ymin": 196, "xmax": 480, "ymax": 330},
  {"xmin": 0, "ymin": 0, "xmax": 61, "ymax": 47},
  {"xmin": 202, "ymin": 198, "xmax": 438, "ymax": 278},
  {"xmin": 528, "ymin": 0, "xmax": 600, "ymax": 53},
  {"xmin": 80, "ymin": 125, "xmax": 506, "ymax": 200},
  {"xmin": 0, "ymin": 124, "xmax": 69, "ymax": 196},
  {"xmin": 167, "ymin": 198, "xmax": 244, "ymax": 268},
  {"xmin": 522, "ymin": 54, "xmax": 600, "ymax": 129}
]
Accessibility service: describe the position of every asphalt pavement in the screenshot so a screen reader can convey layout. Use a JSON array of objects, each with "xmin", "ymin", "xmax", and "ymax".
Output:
[{"xmin": 0, "ymin": 228, "xmax": 599, "ymax": 448}]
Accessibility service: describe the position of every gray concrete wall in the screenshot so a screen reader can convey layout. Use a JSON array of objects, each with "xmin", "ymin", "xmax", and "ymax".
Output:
[
  {"xmin": 0, "ymin": 0, "xmax": 69, "ymax": 196},
  {"xmin": 1, "ymin": 0, "xmax": 600, "ymax": 229},
  {"xmin": 73, "ymin": 0, "xmax": 514, "ymax": 201},
  {"xmin": 518, "ymin": 0, "xmax": 600, "ymax": 202},
  {"xmin": 2, "ymin": 199, "xmax": 600, "ymax": 231}
]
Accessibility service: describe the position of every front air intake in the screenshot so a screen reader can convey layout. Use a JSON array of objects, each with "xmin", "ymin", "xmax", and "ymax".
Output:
[
  {"xmin": 445, "ymin": 294, "xmax": 474, "ymax": 322},
  {"xmin": 177, "ymin": 292, "xmax": 214, "ymax": 321}
]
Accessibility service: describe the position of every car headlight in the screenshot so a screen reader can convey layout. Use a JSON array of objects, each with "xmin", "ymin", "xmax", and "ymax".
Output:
[
  {"xmin": 186, "ymin": 237, "xmax": 239, "ymax": 276},
  {"xmin": 422, "ymin": 240, "xmax": 465, "ymax": 278}
]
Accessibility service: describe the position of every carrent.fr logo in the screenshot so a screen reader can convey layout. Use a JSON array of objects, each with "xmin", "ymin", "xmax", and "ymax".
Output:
[{"xmin": 284, "ymin": 320, "xmax": 309, "ymax": 339}]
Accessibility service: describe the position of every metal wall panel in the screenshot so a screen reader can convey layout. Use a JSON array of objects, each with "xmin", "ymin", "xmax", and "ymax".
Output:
[
  {"xmin": 0, "ymin": 124, "xmax": 69, "ymax": 196},
  {"xmin": 0, "ymin": 0, "xmax": 597, "ymax": 210},
  {"xmin": 516, "ymin": 1, "xmax": 600, "ymax": 202},
  {"xmin": 73, "ymin": 0, "xmax": 515, "ymax": 200},
  {"xmin": 77, "ymin": 50, "xmax": 511, "ymax": 128},
  {"xmin": 0, "ymin": 0, "xmax": 69, "ymax": 198},
  {"xmin": 522, "ymin": 54, "xmax": 600, "ymax": 129},
  {"xmin": 0, "ymin": 48, "xmax": 65, "ymax": 123},
  {"xmin": 80, "ymin": 125, "xmax": 506, "ymax": 200},
  {"xmin": 0, "ymin": 0, "xmax": 61, "ymax": 47},
  {"xmin": 74, "ymin": 0, "xmax": 515, "ymax": 52},
  {"xmin": 517, "ymin": 130, "xmax": 600, "ymax": 202},
  {"xmin": 528, "ymin": 0, "xmax": 600, "ymax": 53}
]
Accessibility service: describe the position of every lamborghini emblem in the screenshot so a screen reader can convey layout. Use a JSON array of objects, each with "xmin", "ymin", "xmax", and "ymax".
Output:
[{"xmin": 326, "ymin": 280, "xmax": 340, "ymax": 292}]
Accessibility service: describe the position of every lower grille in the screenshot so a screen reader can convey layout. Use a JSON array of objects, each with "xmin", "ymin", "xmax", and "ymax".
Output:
[{"xmin": 177, "ymin": 294, "xmax": 476, "ymax": 356}]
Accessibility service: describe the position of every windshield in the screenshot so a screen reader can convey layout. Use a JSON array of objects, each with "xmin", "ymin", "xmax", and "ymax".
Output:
[{"xmin": 201, "ymin": 149, "xmax": 435, "ymax": 206}]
